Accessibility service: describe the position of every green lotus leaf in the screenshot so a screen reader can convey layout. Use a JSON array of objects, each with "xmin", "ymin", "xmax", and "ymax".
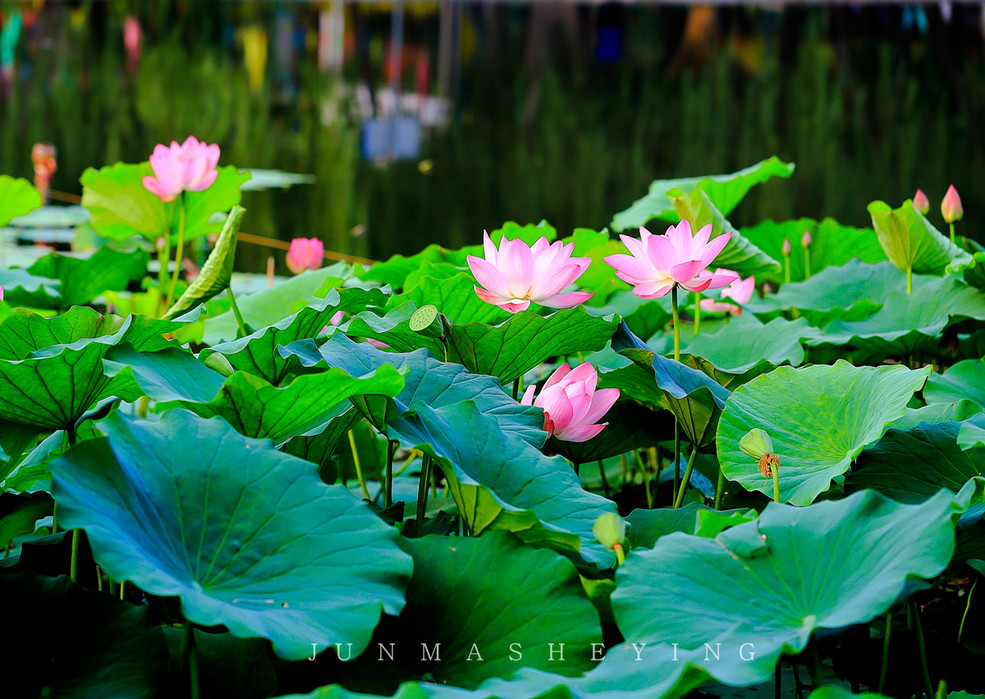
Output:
[
  {"xmin": 958, "ymin": 415, "xmax": 985, "ymax": 452},
  {"xmin": 605, "ymin": 323, "xmax": 729, "ymax": 449},
  {"xmin": 105, "ymin": 345, "xmax": 405, "ymax": 444},
  {"xmin": 868, "ymin": 199, "xmax": 969, "ymax": 275},
  {"xmin": 626, "ymin": 502, "xmax": 755, "ymax": 549},
  {"xmin": 51, "ymin": 411, "xmax": 413, "ymax": 661},
  {"xmin": 888, "ymin": 400, "xmax": 982, "ymax": 432},
  {"xmin": 847, "ymin": 422, "xmax": 985, "ymax": 503},
  {"xmin": 681, "ymin": 314, "xmax": 819, "ymax": 373},
  {"xmin": 1, "ymin": 571, "xmax": 165, "ymax": 699},
  {"xmin": 0, "ymin": 268, "xmax": 61, "ymax": 308},
  {"xmin": 740, "ymin": 217, "xmax": 887, "ymax": 284},
  {"xmin": 81, "ymin": 162, "xmax": 249, "ymax": 242},
  {"xmin": 717, "ymin": 361, "xmax": 931, "ymax": 505},
  {"xmin": 389, "ymin": 272, "xmax": 509, "ymax": 325},
  {"xmin": 282, "ymin": 335, "xmax": 618, "ymax": 566},
  {"xmin": 0, "ymin": 175, "xmax": 43, "ymax": 226},
  {"xmin": 671, "ymin": 189, "xmax": 781, "ymax": 278},
  {"xmin": 202, "ymin": 262, "xmax": 353, "ymax": 344},
  {"xmin": 201, "ymin": 287, "xmax": 388, "ymax": 385},
  {"xmin": 164, "ymin": 205, "xmax": 244, "ymax": 319},
  {"xmin": 356, "ymin": 244, "xmax": 449, "ymax": 290},
  {"xmin": 24, "ymin": 245, "xmax": 149, "ymax": 310},
  {"xmin": 309, "ymin": 532, "xmax": 601, "ymax": 692},
  {"xmin": 925, "ymin": 358, "xmax": 985, "ymax": 410},
  {"xmin": 806, "ymin": 275, "xmax": 985, "ymax": 360},
  {"xmin": 0, "ymin": 492, "xmax": 52, "ymax": 549},
  {"xmin": 611, "ymin": 157, "xmax": 794, "ymax": 232},
  {"xmin": 612, "ymin": 490, "xmax": 956, "ymax": 686}
]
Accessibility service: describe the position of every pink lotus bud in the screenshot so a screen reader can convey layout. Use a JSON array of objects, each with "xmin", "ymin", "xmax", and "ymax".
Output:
[
  {"xmin": 913, "ymin": 189, "xmax": 930, "ymax": 214},
  {"xmin": 801, "ymin": 231, "xmax": 812, "ymax": 248},
  {"xmin": 520, "ymin": 363, "xmax": 620, "ymax": 443},
  {"xmin": 603, "ymin": 220, "xmax": 736, "ymax": 300},
  {"xmin": 286, "ymin": 237, "xmax": 324, "ymax": 275},
  {"xmin": 699, "ymin": 272, "xmax": 754, "ymax": 316},
  {"xmin": 782, "ymin": 238, "xmax": 792, "ymax": 256},
  {"xmin": 141, "ymin": 136, "xmax": 221, "ymax": 202},
  {"xmin": 467, "ymin": 232, "xmax": 593, "ymax": 313},
  {"xmin": 0, "ymin": 285, "xmax": 4, "ymax": 303},
  {"xmin": 941, "ymin": 185, "xmax": 963, "ymax": 223}
]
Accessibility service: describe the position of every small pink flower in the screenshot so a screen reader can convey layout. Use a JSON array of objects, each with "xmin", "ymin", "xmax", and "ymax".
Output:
[
  {"xmin": 801, "ymin": 230, "xmax": 812, "ymax": 248},
  {"xmin": 942, "ymin": 185, "xmax": 963, "ymax": 223},
  {"xmin": 782, "ymin": 238, "xmax": 792, "ymax": 256},
  {"xmin": 700, "ymin": 272, "xmax": 755, "ymax": 316},
  {"xmin": 521, "ymin": 363, "xmax": 619, "ymax": 443},
  {"xmin": 286, "ymin": 237, "xmax": 324, "ymax": 274},
  {"xmin": 141, "ymin": 136, "xmax": 221, "ymax": 202},
  {"xmin": 466, "ymin": 232, "xmax": 593, "ymax": 313},
  {"xmin": 913, "ymin": 189, "xmax": 930, "ymax": 214},
  {"xmin": 603, "ymin": 220, "xmax": 737, "ymax": 299}
]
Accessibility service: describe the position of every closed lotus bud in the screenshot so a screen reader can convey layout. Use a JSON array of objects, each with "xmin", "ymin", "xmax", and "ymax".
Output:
[
  {"xmin": 592, "ymin": 512, "xmax": 627, "ymax": 552},
  {"xmin": 801, "ymin": 230, "xmax": 812, "ymax": 248},
  {"xmin": 941, "ymin": 185, "xmax": 963, "ymax": 223},
  {"xmin": 913, "ymin": 189, "xmax": 930, "ymax": 214},
  {"xmin": 739, "ymin": 428, "xmax": 773, "ymax": 460},
  {"xmin": 782, "ymin": 238, "xmax": 792, "ymax": 256}
]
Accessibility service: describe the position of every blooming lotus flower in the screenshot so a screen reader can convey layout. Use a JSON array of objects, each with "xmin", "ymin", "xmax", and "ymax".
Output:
[
  {"xmin": 942, "ymin": 185, "xmax": 963, "ymax": 223},
  {"xmin": 603, "ymin": 220, "xmax": 737, "ymax": 299},
  {"xmin": 521, "ymin": 363, "xmax": 619, "ymax": 443},
  {"xmin": 913, "ymin": 189, "xmax": 930, "ymax": 214},
  {"xmin": 286, "ymin": 237, "xmax": 324, "ymax": 274},
  {"xmin": 467, "ymin": 232, "xmax": 593, "ymax": 313},
  {"xmin": 700, "ymin": 272, "xmax": 754, "ymax": 316},
  {"xmin": 141, "ymin": 136, "xmax": 221, "ymax": 202}
]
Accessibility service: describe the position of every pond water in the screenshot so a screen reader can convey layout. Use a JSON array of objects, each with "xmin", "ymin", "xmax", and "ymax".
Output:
[{"xmin": 1, "ymin": 2, "xmax": 982, "ymax": 271}]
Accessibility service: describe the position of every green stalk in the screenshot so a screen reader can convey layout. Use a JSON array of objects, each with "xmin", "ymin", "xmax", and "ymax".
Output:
[
  {"xmin": 772, "ymin": 463, "xmax": 781, "ymax": 503},
  {"xmin": 783, "ymin": 250, "xmax": 791, "ymax": 284},
  {"xmin": 673, "ymin": 443, "xmax": 700, "ymax": 509},
  {"xmin": 950, "ymin": 222, "xmax": 956, "ymax": 245},
  {"xmin": 714, "ymin": 468, "xmax": 724, "ymax": 509},
  {"xmin": 808, "ymin": 635, "xmax": 824, "ymax": 688},
  {"xmin": 384, "ymin": 439, "xmax": 395, "ymax": 508},
  {"xmin": 878, "ymin": 614, "xmax": 892, "ymax": 694},
  {"xmin": 673, "ymin": 421, "xmax": 680, "ymax": 503},
  {"xmin": 347, "ymin": 430, "xmax": 371, "ymax": 500},
  {"xmin": 804, "ymin": 247, "xmax": 812, "ymax": 278},
  {"xmin": 906, "ymin": 266, "xmax": 912, "ymax": 295},
  {"xmin": 671, "ymin": 285, "xmax": 681, "ymax": 361},
  {"xmin": 226, "ymin": 287, "xmax": 251, "ymax": 339},
  {"xmin": 958, "ymin": 580, "xmax": 976, "ymax": 642},
  {"xmin": 181, "ymin": 621, "xmax": 200, "ymax": 699},
  {"xmin": 693, "ymin": 291, "xmax": 701, "ymax": 335},
  {"xmin": 912, "ymin": 602, "xmax": 934, "ymax": 699},
  {"xmin": 417, "ymin": 454, "xmax": 432, "ymax": 527},
  {"xmin": 69, "ymin": 529, "xmax": 80, "ymax": 582},
  {"xmin": 157, "ymin": 230, "xmax": 172, "ymax": 315},
  {"xmin": 165, "ymin": 192, "xmax": 187, "ymax": 310}
]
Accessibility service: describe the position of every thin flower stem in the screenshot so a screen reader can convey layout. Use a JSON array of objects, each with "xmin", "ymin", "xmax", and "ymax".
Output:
[
  {"xmin": 120, "ymin": 580, "xmax": 126, "ymax": 600},
  {"xmin": 673, "ymin": 443, "xmax": 700, "ymax": 509},
  {"xmin": 958, "ymin": 579, "xmax": 977, "ymax": 642},
  {"xmin": 912, "ymin": 602, "xmax": 934, "ymax": 699},
  {"xmin": 693, "ymin": 291, "xmax": 701, "ymax": 335},
  {"xmin": 878, "ymin": 612, "xmax": 892, "ymax": 694},
  {"xmin": 784, "ymin": 251, "xmax": 791, "ymax": 284},
  {"xmin": 69, "ymin": 529, "xmax": 80, "ymax": 582},
  {"xmin": 614, "ymin": 543, "xmax": 625, "ymax": 566},
  {"xmin": 96, "ymin": 566, "xmax": 103, "ymax": 592},
  {"xmin": 906, "ymin": 266, "xmax": 912, "ymax": 295},
  {"xmin": 51, "ymin": 502, "xmax": 58, "ymax": 534},
  {"xmin": 226, "ymin": 287, "xmax": 251, "ymax": 339},
  {"xmin": 671, "ymin": 285, "xmax": 680, "ymax": 362},
  {"xmin": 673, "ymin": 421, "xmax": 681, "ymax": 503},
  {"xmin": 384, "ymin": 440, "xmax": 395, "ymax": 508},
  {"xmin": 804, "ymin": 247, "xmax": 812, "ymax": 278},
  {"xmin": 808, "ymin": 635, "xmax": 824, "ymax": 688},
  {"xmin": 950, "ymin": 222, "xmax": 956, "ymax": 244},
  {"xmin": 182, "ymin": 621, "xmax": 201, "ymax": 699},
  {"xmin": 417, "ymin": 455, "xmax": 432, "ymax": 527},
  {"xmin": 347, "ymin": 430, "xmax": 371, "ymax": 500},
  {"xmin": 166, "ymin": 192, "xmax": 187, "ymax": 310},
  {"xmin": 634, "ymin": 451, "xmax": 652, "ymax": 508},
  {"xmin": 714, "ymin": 468, "xmax": 724, "ymax": 509},
  {"xmin": 772, "ymin": 464, "xmax": 781, "ymax": 503}
]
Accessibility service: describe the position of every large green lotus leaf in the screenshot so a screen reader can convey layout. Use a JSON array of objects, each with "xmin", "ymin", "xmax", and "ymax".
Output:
[
  {"xmin": 868, "ymin": 199, "xmax": 969, "ymax": 275},
  {"xmin": 202, "ymin": 263, "xmax": 353, "ymax": 344},
  {"xmin": 0, "ymin": 310, "xmax": 145, "ymax": 430},
  {"xmin": 0, "ymin": 175, "xmax": 43, "ymax": 226},
  {"xmin": 402, "ymin": 261, "xmax": 467, "ymax": 291},
  {"xmin": 0, "ymin": 267, "xmax": 61, "ymax": 308},
  {"xmin": 605, "ymin": 323, "xmax": 730, "ymax": 449},
  {"xmin": 389, "ymin": 273, "xmax": 510, "ymax": 325},
  {"xmin": 847, "ymin": 422, "xmax": 985, "ymax": 503},
  {"xmin": 81, "ymin": 162, "xmax": 249, "ymax": 242},
  {"xmin": 345, "ymin": 303, "xmax": 445, "ymax": 359},
  {"xmin": 681, "ymin": 314, "xmax": 818, "ymax": 373},
  {"xmin": 51, "ymin": 411, "xmax": 413, "ymax": 661},
  {"xmin": 23, "ymin": 246, "xmax": 148, "ymax": 310},
  {"xmin": 105, "ymin": 345, "xmax": 405, "ymax": 444},
  {"xmin": 671, "ymin": 189, "xmax": 781, "ymax": 278},
  {"xmin": 741, "ymin": 218, "xmax": 887, "ymax": 284},
  {"xmin": 925, "ymin": 358, "xmax": 985, "ymax": 410},
  {"xmin": 163, "ymin": 205, "xmax": 243, "ymax": 319},
  {"xmin": 718, "ymin": 361, "xmax": 932, "ymax": 505},
  {"xmin": 889, "ymin": 400, "xmax": 982, "ymax": 432},
  {"xmin": 626, "ymin": 502, "xmax": 755, "ymax": 549},
  {"xmin": 310, "ymin": 532, "xmax": 601, "ymax": 692},
  {"xmin": 806, "ymin": 275, "xmax": 985, "ymax": 359},
  {"xmin": 612, "ymin": 490, "xmax": 956, "ymax": 687},
  {"xmin": 1, "ymin": 571, "xmax": 165, "ymax": 699},
  {"xmin": 283, "ymin": 335, "xmax": 618, "ymax": 566},
  {"xmin": 610, "ymin": 157, "xmax": 794, "ymax": 232},
  {"xmin": 744, "ymin": 260, "xmax": 907, "ymax": 325},
  {"xmin": 201, "ymin": 288, "xmax": 388, "ymax": 385}
]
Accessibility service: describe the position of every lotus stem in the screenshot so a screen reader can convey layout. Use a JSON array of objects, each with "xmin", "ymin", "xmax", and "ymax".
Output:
[
  {"xmin": 783, "ymin": 251, "xmax": 791, "ymax": 285},
  {"xmin": 181, "ymin": 621, "xmax": 201, "ymax": 699},
  {"xmin": 772, "ymin": 463, "xmax": 781, "ymax": 503},
  {"xmin": 417, "ymin": 454, "xmax": 432, "ymax": 527},
  {"xmin": 804, "ymin": 247, "xmax": 811, "ymax": 279},
  {"xmin": 226, "ymin": 287, "xmax": 251, "ymax": 339},
  {"xmin": 635, "ymin": 451, "xmax": 653, "ymax": 508},
  {"xmin": 614, "ymin": 543, "xmax": 625, "ymax": 566},
  {"xmin": 808, "ymin": 635, "xmax": 824, "ymax": 688},
  {"xmin": 693, "ymin": 291, "xmax": 701, "ymax": 335},
  {"xmin": 912, "ymin": 602, "xmax": 934, "ymax": 698},
  {"xmin": 714, "ymin": 468, "xmax": 724, "ymax": 510},
  {"xmin": 959, "ymin": 579, "xmax": 976, "ymax": 642},
  {"xmin": 597, "ymin": 459, "xmax": 610, "ymax": 498},
  {"xmin": 906, "ymin": 266, "xmax": 912, "ymax": 295},
  {"xmin": 166, "ymin": 192, "xmax": 188, "ymax": 310},
  {"xmin": 119, "ymin": 580, "xmax": 126, "ymax": 601},
  {"xmin": 51, "ymin": 502, "xmax": 58, "ymax": 533},
  {"xmin": 347, "ymin": 430, "xmax": 371, "ymax": 500},
  {"xmin": 69, "ymin": 529, "xmax": 80, "ymax": 582},
  {"xmin": 384, "ymin": 440, "xmax": 396, "ymax": 508},
  {"xmin": 878, "ymin": 612, "xmax": 892, "ymax": 693},
  {"xmin": 671, "ymin": 285, "xmax": 681, "ymax": 362},
  {"xmin": 673, "ymin": 421, "xmax": 681, "ymax": 502},
  {"xmin": 673, "ymin": 443, "xmax": 700, "ymax": 509},
  {"xmin": 950, "ymin": 222, "xmax": 956, "ymax": 245}
]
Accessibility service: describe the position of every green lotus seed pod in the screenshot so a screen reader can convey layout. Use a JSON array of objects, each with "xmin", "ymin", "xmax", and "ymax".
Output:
[
  {"xmin": 592, "ymin": 512, "xmax": 627, "ymax": 551},
  {"xmin": 739, "ymin": 428, "xmax": 773, "ymax": 460},
  {"xmin": 409, "ymin": 304, "xmax": 444, "ymax": 338}
]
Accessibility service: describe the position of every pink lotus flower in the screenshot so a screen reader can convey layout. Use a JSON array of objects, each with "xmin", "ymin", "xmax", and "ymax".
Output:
[
  {"xmin": 603, "ymin": 220, "xmax": 737, "ymax": 299},
  {"xmin": 141, "ymin": 136, "xmax": 221, "ymax": 202},
  {"xmin": 913, "ymin": 189, "xmax": 930, "ymax": 214},
  {"xmin": 700, "ymin": 272, "xmax": 755, "ymax": 316},
  {"xmin": 467, "ymin": 232, "xmax": 593, "ymax": 313},
  {"xmin": 942, "ymin": 185, "xmax": 963, "ymax": 223},
  {"xmin": 286, "ymin": 237, "xmax": 324, "ymax": 274},
  {"xmin": 521, "ymin": 363, "xmax": 619, "ymax": 443}
]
